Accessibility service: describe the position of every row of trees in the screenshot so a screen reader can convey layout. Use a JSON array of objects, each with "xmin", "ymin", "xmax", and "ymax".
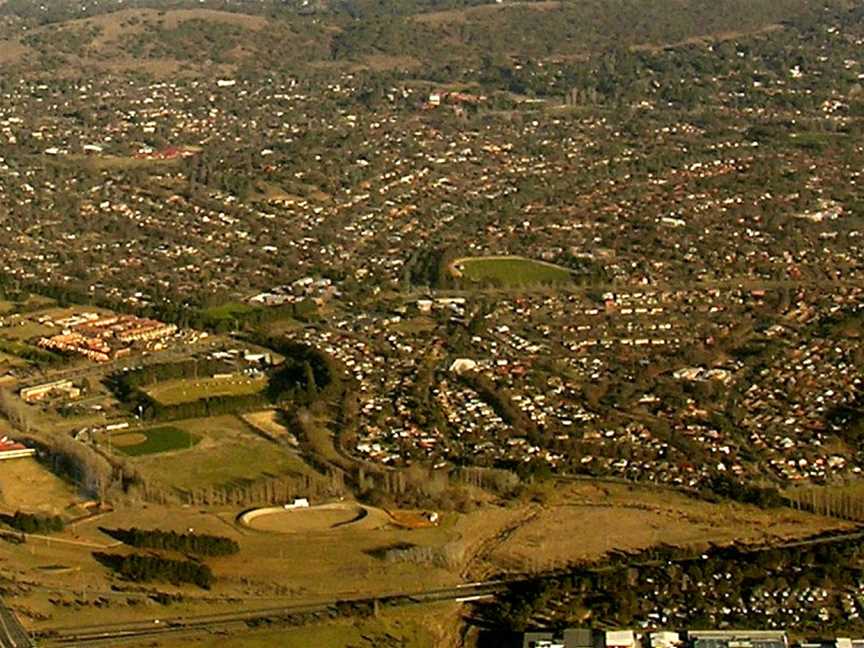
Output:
[
  {"xmin": 171, "ymin": 471, "xmax": 345, "ymax": 508},
  {"xmin": 104, "ymin": 528, "xmax": 239, "ymax": 556},
  {"xmin": 109, "ymin": 340, "xmax": 343, "ymax": 423},
  {"xmin": 111, "ymin": 358, "xmax": 235, "ymax": 393},
  {"xmin": 699, "ymin": 474, "xmax": 786, "ymax": 509},
  {"xmin": 788, "ymin": 487, "xmax": 864, "ymax": 521},
  {"xmin": 4, "ymin": 511, "xmax": 65, "ymax": 534},
  {"xmin": 93, "ymin": 552, "xmax": 214, "ymax": 589},
  {"xmin": 459, "ymin": 371, "xmax": 539, "ymax": 441}
]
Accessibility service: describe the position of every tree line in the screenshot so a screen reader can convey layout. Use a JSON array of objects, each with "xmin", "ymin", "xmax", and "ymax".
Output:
[
  {"xmin": 107, "ymin": 340, "xmax": 342, "ymax": 422},
  {"xmin": 103, "ymin": 527, "xmax": 239, "ymax": 556},
  {"xmin": 4, "ymin": 511, "xmax": 65, "ymax": 535},
  {"xmin": 93, "ymin": 552, "xmax": 214, "ymax": 589}
]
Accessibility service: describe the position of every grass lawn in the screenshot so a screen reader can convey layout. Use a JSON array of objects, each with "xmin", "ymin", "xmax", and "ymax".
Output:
[
  {"xmin": 113, "ymin": 426, "xmax": 199, "ymax": 456},
  {"xmin": 144, "ymin": 375, "xmax": 268, "ymax": 406},
  {"xmin": 201, "ymin": 302, "xmax": 259, "ymax": 323},
  {"xmin": 453, "ymin": 255, "xmax": 573, "ymax": 287},
  {"xmin": 66, "ymin": 154, "xmax": 182, "ymax": 172},
  {"xmin": 128, "ymin": 415, "xmax": 314, "ymax": 490},
  {"xmin": 391, "ymin": 316, "xmax": 437, "ymax": 335},
  {"xmin": 0, "ymin": 337, "xmax": 61, "ymax": 364}
]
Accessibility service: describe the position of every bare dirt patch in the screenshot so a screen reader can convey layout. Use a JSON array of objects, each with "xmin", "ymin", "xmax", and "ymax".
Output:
[
  {"xmin": 241, "ymin": 410, "xmax": 296, "ymax": 445},
  {"xmin": 242, "ymin": 503, "xmax": 393, "ymax": 534},
  {"xmin": 248, "ymin": 506, "xmax": 363, "ymax": 533},
  {"xmin": 414, "ymin": 1, "xmax": 561, "ymax": 25},
  {"xmin": 0, "ymin": 40, "xmax": 28, "ymax": 65},
  {"xmin": 388, "ymin": 510, "xmax": 437, "ymax": 529},
  {"xmin": 110, "ymin": 433, "xmax": 147, "ymax": 447}
]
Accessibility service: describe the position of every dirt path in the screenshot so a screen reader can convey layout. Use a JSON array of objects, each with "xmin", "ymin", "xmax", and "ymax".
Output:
[{"xmin": 460, "ymin": 505, "xmax": 542, "ymax": 580}]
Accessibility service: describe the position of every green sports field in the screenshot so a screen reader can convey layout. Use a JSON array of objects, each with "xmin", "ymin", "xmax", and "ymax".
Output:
[
  {"xmin": 452, "ymin": 256, "xmax": 573, "ymax": 287},
  {"xmin": 143, "ymin": 375, "xmax": 268, "ymax": 406},
  {"xmin": 127, "ymin": 416, "xmax": 315, "ymax": 491},
  {"xmin": 201, "ymin": 302, "xmax": 259, "ymax": 322},
  {"xmin": 113, "ymin": 426, "xmax": 200, "ymax": 456}
]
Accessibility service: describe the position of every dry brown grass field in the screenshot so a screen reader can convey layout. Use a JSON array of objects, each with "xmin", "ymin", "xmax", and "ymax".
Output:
[
  {"xmin": 452, "ymin": 481, "xmax": 852, "ymax": 578},
  {"xmin": 241, "ymin": 410, "xmax": 296, "ymax": 444},
  {"xmin": 0, "ymin": 474, "xmax": 848, "ymax": 638},
  {"xmin": 0, "ymin": 458, "xmax": 83, "ymax": 515},
  {"xmin": 149, "ymin": 601, "xmax": 460, "ymax": 648},
  {"xmin": 0, "ymin": 7, "xmax": 270, "ymax": 73},
  {"xmin": 413, "ymin": 0, "xmax": 562, "ymax": 25}
]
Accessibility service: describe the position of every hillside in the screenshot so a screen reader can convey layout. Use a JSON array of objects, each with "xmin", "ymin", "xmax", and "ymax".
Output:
[
  {"xmin": 0, "ymin": 0, "xmax": 852, "ymax": 77},
  {"xmin": 0, "ymin": 7, "xmax": 327, "ymax": 76}
]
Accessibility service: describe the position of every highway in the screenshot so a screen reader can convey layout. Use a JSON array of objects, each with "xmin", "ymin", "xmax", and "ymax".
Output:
[
  {"xmin": 0, "ymin": 598, "xmax": 33, "ymax": 648},
  {"xmin": 24, "ymin": 525, "xmax": 864, "ymax": 646},
  {"xmin": 35, "ymin": 581, "xmax": 510, "ymax": 646}
]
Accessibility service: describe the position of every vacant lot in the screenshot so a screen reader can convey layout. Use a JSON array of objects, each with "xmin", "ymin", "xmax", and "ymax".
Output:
[
  {"xmin": 0, "ymin": 458, "xmax": 82, "ymax": 515},
  {"xmin": 0, "ymin": 350, "xmax": 26, "ymax": 368},
  {"xmin": 474, "ymin": 481, "xmax": 852, "ymax": 577},
  {"xmin": 113, "ymin": 426, "xmax": 199, "ymax": 456},
  {"xmin": 10, "ymin": 479, "xmax": 853, "ymax": 635},
  {"xmin": 451, "ymin": 256, "xmax": 573, "ymax": 287},
  {"xmin": 241, "ymin": 410, "xmax": 296, "ymax": 444},
  {"xmin": 144, "ymin": 375, "xmax": 267, "ymax": 406},
  {"xmin": 128, "ymin": 415, "xmax": 311, "ymax": 491}
]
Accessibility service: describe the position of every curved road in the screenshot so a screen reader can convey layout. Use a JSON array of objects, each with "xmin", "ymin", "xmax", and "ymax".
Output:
[{"xmin": 0, "ymin": 599, "xmax": 33, "ymax": 648}]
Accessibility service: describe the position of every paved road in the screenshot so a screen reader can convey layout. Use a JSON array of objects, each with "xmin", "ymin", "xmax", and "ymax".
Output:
[
  {"xmin": 39, "ymin": 526, "xmax": 864, "ymax": 645},
  {"xmin": 35, "ymin": 581, "xmax": 509, "ymax": 646},
  {"xmin": 31, "ymin": 527, "xmax": 864, "ymax": 646},
  {"xmin": 0, "ymin": 599, "xmax": 33, "ymax": 648}
]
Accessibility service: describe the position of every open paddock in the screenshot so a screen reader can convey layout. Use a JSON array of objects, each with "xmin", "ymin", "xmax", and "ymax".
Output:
[
  {"xmin": 0, "ymin": 457, "xmax": 82, "ymax": 515},
  {"xmin": 241, "ymin": 410, "xmax": 296, "ymax": 444}
]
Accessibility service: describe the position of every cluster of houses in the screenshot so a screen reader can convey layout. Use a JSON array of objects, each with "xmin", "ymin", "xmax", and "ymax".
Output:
[
  {"xmin": 521, "ymin": 630, "xmax": 863, "ymax": 648},
  {"xmin": 20, "ymin": 379, "xmax": 80, "ymax": 403},
  {"xmin": 268, "ymin": 274, "xmax": 864, "ymax": 490},
  {"xmin": 0, "ymin": 61, "xmax": 862, "ymax": 314},
  {"xmin": 248, "ymin": 276, "xmax": 337, "ymax": 307},
  {"xmin": 0, "ymin": 38, "xmax": 862, "ymax": 496},
  {"xmin": 37, "ymin": 312, "xmax": 178, "ymax": 363}
]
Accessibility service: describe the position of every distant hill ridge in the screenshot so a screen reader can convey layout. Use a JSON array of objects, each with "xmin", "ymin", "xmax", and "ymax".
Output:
[{"xmin": 0, "ymin": 0, "xmax": 852, "ymax": 76}]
